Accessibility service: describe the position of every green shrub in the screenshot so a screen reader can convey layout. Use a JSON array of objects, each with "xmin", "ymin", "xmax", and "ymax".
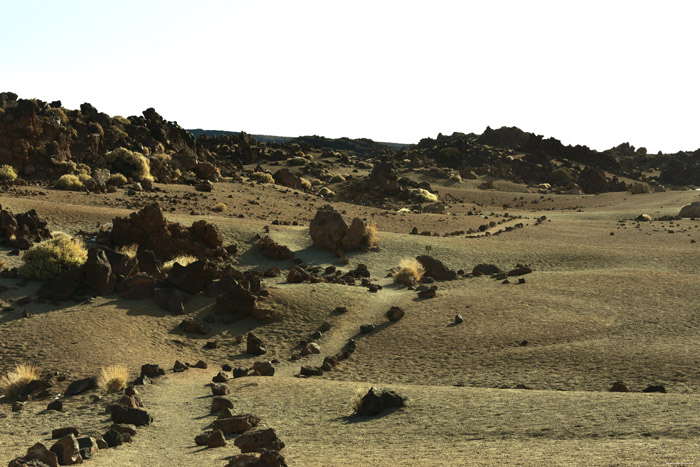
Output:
[
  {"xmin": 105, "ymin": 147, "xmax": 152, "ymax": 181},
  {"xmin": 107, "ymin": 173, "xmax": 128, "ymax": 186},
  {"xmin": 55, "ymin": 174, "xmax": 83, "ymax": 190},
  {"xmin": 20, "ymin": 232, "xmax": 88, "ymax": 281},
  {"xmin": 0, "ymin": 165, "xmax": 18, "ymax": 182},
  {"xmin": 550, "ymin": 167, "xmax": 575, "ymax": 186}
]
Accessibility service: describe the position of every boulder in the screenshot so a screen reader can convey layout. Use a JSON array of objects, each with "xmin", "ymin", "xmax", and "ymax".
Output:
[
  {"xmin": 76, "ymin": 437, "xmax": 99, "ymax": 460},
  {"xmin": 211, "ymin": 397, "xmax": 234, "ymax": 414},
  {"xmin": 309, "ymin": 206, "xmax": 348, "ymax": 254},
  {"xmin": 140, "ymin": 364, "xmax": 164, "ymax": 379},
  {"xmin": 258, "ymin": 236, "xmax": 294, "ymax": 260},
  {"xmin": 8, "ymin": 443, "xmax": 59, "ymax": 467},
  {"xmin": 340, "ymin": 218, "xmax": 372, "ymax": 251},
  {"xmin": 272, "ymin": 168, "xmax": 303, "ymax": 190},
  {"xmin": 416, "ymin": 255, "xmax": 456, "ymax": 280},
  {"xmin": 609, "ymin": 381, "xmax": 629, "ymax": 392},
  {"xmin": 629, "ymin": 182, "xmax": 650, "ymax": 194},
  {"xmin": 213, "ymin": 414, "xmax": 261, "ymax": 434},
  {"xmin": 194, "ymin": 429, "xmax": 226, "ymax": 448},
  {"xmin": 111, "ymin": 203, "xmax": 224, "ymax": 260},
  {"xmin": 635, "ymin": 214, "xmax": 652, "ymax": 222},
  {"xmin": 225, "ymin": 450, "xmax": 287, "ymax": 467},
  {"xmin": 472, "ymin": 263, "xmax": 501, "ymax": 276},
  {"xmin": 252, "ymin": 361, "xmax": 275, "ymax": 376},
  {"xmin": 355, "ymin": 387, "xmax": 406, "ymax": 416},
  {"xmin": 153, "ymin": 287, "xmax": 190, "ymax": 314},
  {"xmin": 82, "ymin": 248, "xmax": 115, "ymax": 295},
  {"xmin": 211, "ymin": 383, "xmax": 230, "ymax": 395},
  {"xmin": 118, "ymin": 275, "xmax": 156, "ymax": 299},
  {"xmin": 167, "ymin": 260, "xmax": 218, "ymax": 295},
  {"xmin": 234, "ymin": 428, "xmax": 285, "ymax": 453},
  {"xmin": 64, "ymin": 377, "xmax": 96, "ymax": 397},
  {"xmin": 51, "ymin": 427, "xmax": 79, "ymax": 439},
  {"xmin": 110, "ymin": 405, "xmax": 153, "ymax": 426},
  {"xmin": 385, "ymin": 306, "xmax": 405, "ymax": 322},
  {"xmin": 679, "ymin": 202, "xmax": 700, "ymax": 218},
  {"xmin": 418, "ymin": 287, "xmax": 436, "ymax": 299},
  {"xmin": 507, "ymin": 264, "xmax": 532, "ymax": 276},
  {"xmin": 49, "ymin": 434, "xmax": 82, "ymax": 465},
  {"xmin": 300, "ymin": 365, "xmax": 323, "ymax": 376},
  {"xmin": 246, "ymin": 332, "xmax": 266, "ymax": 355},
  {"xmin": 286, "ymin": 267, "xmax": 309, "ymax": 283},
  {"xmin": 102, "ymin": 430, "xmax": 123, "ymax": 448}
]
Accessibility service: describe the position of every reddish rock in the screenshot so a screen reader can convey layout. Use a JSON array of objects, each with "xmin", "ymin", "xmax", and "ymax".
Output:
[
  {"xmin": 258, "ymin": 236, "xmax": 294, "ymax": 260},
  {"xmin": 213, "ymin": 414, "xmax": 260, "ymax": 434}
]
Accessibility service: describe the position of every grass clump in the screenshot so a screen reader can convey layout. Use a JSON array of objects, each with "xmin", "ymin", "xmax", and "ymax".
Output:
[
  {"xmin": 329, "ymin": 174, "xmax": 346, "ymax": 183},
  {"xmin": 393, "ymin": 258, "xmax": 425, "ymax": 286},
  {"xmin": 212, "ymin": 202, "xmax": 227, "ymax": 212},
  {"xmin": 105, "ymin": 147, "xmax": 152, "ymax": 182},
  {"xmin": 300, "ymin": 178, "xmax": 312, "ymax": 191},
  {"xmin": 251, "ymin": 171, "xmax": 274, "ymax": 184},
  {"xmin": 162, "ymin": 255, "xmax": 198, "ymax": 273},
  {"xmin": 1, "ymin": 364, "xmax": 40, "ymax": 400},
  {"xmin": 20, "ymin": 232, "xmax": 88, "ymax": 281},
  {"xmin": 55, "ymin": 174, "xmax": 83, "ymax": 190},
  {"xmin": 0, "ymin": 164, "xmax": 18, "ymax": 182},
  {"xmin": 98, "ymin": 365, "xmax": 128, "ymax": 393},
  {"xmin": 364, "ymin": 222, "xmax": 379, "ymax": 247}
]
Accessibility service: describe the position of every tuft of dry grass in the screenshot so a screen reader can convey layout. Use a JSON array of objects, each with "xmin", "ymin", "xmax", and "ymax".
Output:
[
  {"xmin": 162, "ymin": 255, "xmax": 198, "ymax": 273},
  {"xmin": 1, "ymin": 364, "xmax": 40, "ymax": 400},
  {"xmin": 55, "ymin": 174, "xmax": 84, "ymax": 190},
  {"xmin": 364, "ymin": 222, "xmax": 379, "ymax": 247},
  {"xmin": 393, "ymin": 258, "xmax": 425, "ymax": 286},
  {"xmin": 300, "ymin": 178, "xmax": 312, "ymax": 191},
  {"xmin": 251, "ymin": 171, "xmax": 274, "ymax": 184},
  {"xmin": 118, "ymin": 243, "xmax": 139, "ymax": 259},
  {"xmin": 20, "ymin": 232, "xmax": 88, "ymax": 281},
  {"xmin": 350, "ymin": 386, "xmax": 369, "ymax": 415},
  {"xmin": 98, "ymin": 365, "xmax": 128, "ymax": 393},
  {"xmin": 212, "ymin": 202, "xmax": 227, "ymax": 212}
]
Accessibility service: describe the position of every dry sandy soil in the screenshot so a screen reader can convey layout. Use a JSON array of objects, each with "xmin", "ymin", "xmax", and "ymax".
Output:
[{"xmin": 1, "ymin": 175, "xmax": 700, "ymax": 465}]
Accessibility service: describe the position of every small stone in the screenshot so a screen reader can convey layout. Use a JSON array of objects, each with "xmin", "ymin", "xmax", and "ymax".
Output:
[
  {"xmin": 211, "ymin": 397, "xmax": 234, "ymax": 414},
  {"xmin": 211, "ymin": 383, "xmax": 230, "ymax": 396},
  {"xmin": 454, "ymin": 314, "xmax": 464, "ymax": 324}
]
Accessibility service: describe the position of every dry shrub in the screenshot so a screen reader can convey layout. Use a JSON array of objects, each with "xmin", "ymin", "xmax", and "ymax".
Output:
[
  {"xmin": 310, "ymin": 178, "xmax": 323, "ymax": 186},
  {"xmin": 212, "ymin": 202, "xmax": 227, "ymax": 212},
  {"xmin": 107, "ymin": 173, "xmax": 128, "ymax": 186},
  {"xmin": 317, "ymin": 187, "xmax": 335, "ymax": 198},
  {"xmin": 162, "ymin": 255, "xmax": 198, "ymax": 273},
  {"xmin": 251, "ymin": 171, "xmax": 274, "ymax": 184},
  {"xmin": 410, "ymin": 188, "xmax": 438, "ymax": 202},
  {"xmin": 1, "ymin": 364, "xmax": 40, "ymax": 399},
  {"xmin": 118, "ymin": 244, "xmax": 139, "ymax": 259},
  {"xmin": 0, "ymin": 164, "xmax": 18, "ymax": 182},
  {"xmin": 20, "ymin": 232, "xmax": 88, "ymax": 281},
  {"xmin": 300, "ymin": 178, "xmax": 312, "ymax": 191},
  {"xmin": 105, "ymin": 147, "xmax": 152, "ymax": 182},
  {"xmin": 364, "ymin": 222, "xmax": 379, "ymax": 247},
  {"xmin": 330, "ymin": 174, "xmax": 346, "ymax": 183},
  {"xmin": 393, "ymin": 258, "xmax": 425, "ymax": 286},
  {"xmin": 55, "ymin": 174, "xmax": 83, "ymax": 190},
  {"xmin": 98, "ymin": 365, "xmax": 128, "ymax": 393},
  {"xmin": 350, "ymin": 386, "xmax": 369, "ymax": 414}
]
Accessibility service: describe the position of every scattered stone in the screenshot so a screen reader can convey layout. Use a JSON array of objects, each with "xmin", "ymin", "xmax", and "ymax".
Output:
[
  {"xmin": 140, "ymin": 364, "xmax": 165, "ymax": 379},
  {"xmin": 472, "ymin": 263, "xmax": 501, "ymax": 276},
  {"xmin": 643, "ymin": 384, "xmax": 666, "ymax": 393},
  {"xmin": 385, "ymin": 306, "xmax": 405, "ymax": 322},
  {"xmin": 51, "ymin": 427, "xmax": 79, "ymax": 439},
  {"xmin": 416, "ymin": 255, "xmax": 456, "ymax": 280},
  {"xmin": 418, "ymin": 287, "xmax": 436, "ymax": 299},
  {"xmin": 64, "ymin": 377, "xmax": 97, "ymax": 397},
  {"xmin": 102, "ymin": 430, "xmax": 123, "ymax": 448},
  {"xmin": 9, "ymin": 443, "xmax": 59, "ymax": 467},
  {"xmin": 360, "ymin": 324, "xmax": 376, "ymax": 334},
  {"xmin": 110, "ymin": 424, "xmax": 137, "ymax": 436},
  {"xmin": 47, "ymin": 400, "xmax": 63, "ymax": 412},
  {"xmin": 259, "ymin": 236, "xmax": 294, "ymax": 260},
  {"xmin": 454, "ymin": 314, "xmax": 464, "ymax": 324},
  {"xmin": 211, "ymin": 383, "xmax": 230, "ymax": 395},
  {"xmin": 252, "ymin": 361, "xmax": 275, "ymax": 376},
  {"xmin": 173, "ymin": 360, "xmax": 188, "ymax": 372},
  {"xmin": 212, "ymin": 372, "xmax": 229, "ymax": 383}
]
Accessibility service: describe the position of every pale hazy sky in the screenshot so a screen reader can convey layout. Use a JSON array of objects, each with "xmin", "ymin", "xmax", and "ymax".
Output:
[{"xmin": 2, "ymin": 1, "xmax": 699, "ymax": 152}]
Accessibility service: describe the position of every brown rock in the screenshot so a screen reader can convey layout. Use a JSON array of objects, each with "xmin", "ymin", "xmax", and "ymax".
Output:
[
  {"xmin": 9, "ymin": 443, "xmax": 59, "ymax": 467},
  {"xmin": 246, "ymin": 332, "xmax": 266, "ymax": 355},
  {"xmin": 258, "ymin": 236, "xmax": 294, "ymax": 260},
  {"xmin": 51, "ymin": 427, "xmax": 79, "ymax": 439},
  {"xmin": 194, "ymin": 429, "xmax": 227, "ymax": 448},
  {"xmin": 385, "ymin": 306, "xmax": 405, "ymax": 322},
  {"xmin": 234, "ymin": 428, "xmax": 285, "ymax": 453},
  {"xmin": 213, "ymin": 414, "xmax": 260, "ymax": 434},
  {"xmin": 416, "ymin": 255, "xmax": 456, "ymax": 280},
  {"xmin": 309, "ymin": 205, "xmax": 348, "ymax": 254},
  {"xmin": 50, "ymin": 434, "xmax": 82, "ymax": 465},
  {"xmin": 211, "ymin": 397, "xmax": 234, "ymax": 413}
]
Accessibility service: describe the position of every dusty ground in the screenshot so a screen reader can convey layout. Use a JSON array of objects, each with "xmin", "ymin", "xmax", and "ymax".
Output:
[{"xmin": 1, "ymin": 175, "xmax": 700, "ymax": 465}]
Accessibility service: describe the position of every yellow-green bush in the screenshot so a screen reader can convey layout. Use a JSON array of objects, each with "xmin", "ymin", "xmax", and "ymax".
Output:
[
  {"xmin": 410, "ymin": 188, "xmax": 439, "ymax": 202},
  {"xmin": 98, "ymin": 365, "xmax": 128, "ymax": 393},
  {"xmin": 55, "ymin": 174, "xmax": 83, "ymax": 190},
  {"xmin": 107, "ymin": 173, "xmax": 128, "ymax": 186},
  {"xmin": 20, "ymin": 232, "xmax": 88, "ymax": 281},
  {"xmin": 251, "ymin": 171, "xmax": 274, "ymax": 183},
  {"xmin": 300, "ymin": 178, "xmax": 312, "ymax": 190},
  {"xmin": 212, "ymin": 202, "xmax": 227, "ymax": 212},
  {"xmin": 105, "ymin": 147, "xmax": 152, "ymax": 182},
  {"xmin": 0, "ymin": 165, "xmax": 18, "ymax": 182},
  {"xmin": 393, "ymin": 258, "xmax": 425, "ymax": 286},
  {"xmin": 1, "ymin": 364, "xmax": 40, "ymax": 400}
]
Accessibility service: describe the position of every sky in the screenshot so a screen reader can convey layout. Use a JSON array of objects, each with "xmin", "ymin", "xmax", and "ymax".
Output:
[{"xmin": 2, "ymin": 0, "xmax": 699, "ymax": 152}]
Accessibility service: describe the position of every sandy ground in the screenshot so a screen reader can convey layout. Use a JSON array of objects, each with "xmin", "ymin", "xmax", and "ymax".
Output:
[{"xmin": 1, "ymin": 177, "xmax": 700, "ymax": 465}]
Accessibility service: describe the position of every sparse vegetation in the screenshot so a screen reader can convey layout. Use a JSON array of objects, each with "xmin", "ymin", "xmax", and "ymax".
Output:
[
  {"xmin": 251, "ymin": 171, "xmax": 274, "ymax": 184},
  {"xmin": 98, "ymin": 364, "xmax": 128, "ymax": 393},
  {"xmin": 393, "ymin": 258, "xmax": 425, "ymax": 286},
  {"xmin": 0, "ymin": 364, "xmax": 40, "ymax": 400},
  {"xmin": 350, "ymin": 386, "xmax": 369, "ymax": 414},
  {"xmin": 55, "ymin": 174, "xmax": 83, "ymax": 190},
  {"xmin": 161, "ymin": 255, "xmax": 198, "ymax": 273},
  {"xmin": 19, "ymin": 232, "xmax": 89, "ymax": 281},
  {"xmin": 330, "ymin": 174, "xmax": 346, "ymax": 183},
  {"xmin": 300, "ymin": 178, "xmax": 312, "ymax": 190},
  {"xmin": 212, "ymin": 202, "xmax": 227, "ymax": 212},
  {"xmin": 551, "ymin": 167, "xmax": 575, "ymax": 186},
  {"xmin": 364, "ymin": 222, "xmax": 379, "ymax": 247},
  {"xmin": 0, "ymin": 164, "xmax": 18, "ymax": 182}
]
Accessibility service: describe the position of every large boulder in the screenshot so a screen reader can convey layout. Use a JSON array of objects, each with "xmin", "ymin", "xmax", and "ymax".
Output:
[
  {"xmin": 258, "ymin": 237, "xmax": 294, "ymax": 260},
  {"xmin": 355, "ymin": 387, "xmax": 406, "ymax": 416},
  {"xmin": 82, "ymin": 249, "xmax": 116, "ymax": 295},
  {"xmin": 111, "ymin": 203, "xmax": 224, "ymax": 260},
  {"xmin": 111, "ymin": 405, "xmax": 153, "ymax": 426},
  {"xmin": 213, "ymin": 414, "xmax": 260, "ymax": 434},
  {"xmin": 8, "ymin": 443, "xmax": 59, "ymax": 467},
  {"xmin": 49, "ymin": 434, "xmax": 82, "ymax": 465},
  {"xmin": 577, "ymin": 167, "xmax": 609, "ymax": 194},
  {"xmin": 272, "ymin": 168, "xmax": 304, "ymax": 190},
  {"xmin": 0, "ymin": 206, "xmax": 52, "ymax": 250},
  {"xmin": 309, "ymin": 206, "xmax": 348, "ymax": 254},
  {"xmin": 416, "ymin": 255, "xmax": 456, "ymax": 280},
  {"xmin": 167, "ymin": 260, "xmax": 218, "ymax": 295},
  {"xmin": 234, "ymin": 428, "xmax": 285, "ymax": 453},
  {"xmin": 340, "ymin": 218, "xmax": 373, "ymax": 251},
  {"xmin": 680, "ymin": 202, "xmax": 700, "ymax": 218}
]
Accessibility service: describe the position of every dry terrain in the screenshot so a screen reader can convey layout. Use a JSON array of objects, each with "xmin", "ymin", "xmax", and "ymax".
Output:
[{"xmin": 1, "ymin": 176, "xmax": 700, "ymax": 466}]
